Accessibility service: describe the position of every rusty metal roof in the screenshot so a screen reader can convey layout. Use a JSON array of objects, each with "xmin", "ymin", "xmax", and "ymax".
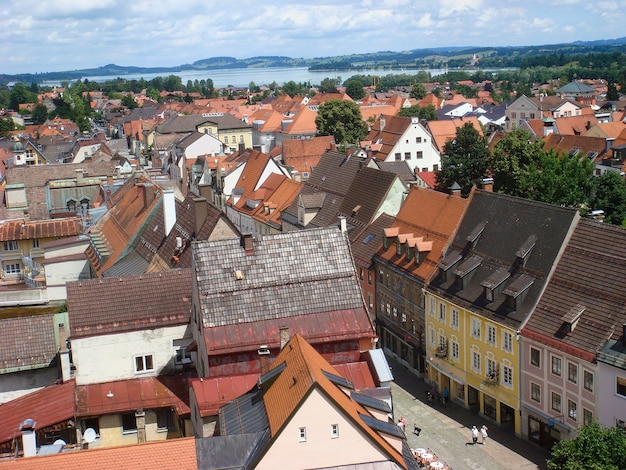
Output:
[{"xmin": 0, "ymin": 217, "xmax": 82, "ymax": 241}]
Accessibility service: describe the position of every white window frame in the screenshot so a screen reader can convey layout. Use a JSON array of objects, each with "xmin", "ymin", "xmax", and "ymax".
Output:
[
  {"xmin": 134, "ymin": 354, "xmax": 155, "ymax": 374},
  {"xmin": 531, "ymin": 382, "xmax": 541, "ymax": 402},
  {"xmin": 451, "ymin": 309, "xmax": 459, "ymax": 329},
  {"xmin": 471, "ymin": 319, "xmax": 481, "ymax": 339},
  {"xmin": 616, "ymin": 376, "xmax": 626, "ymax": 397},
  {"xmin": 583, "ymin": 370, "xmax": 593, "ymax": 392},
  {"xmin": 3, "ymin": 240, "xmax": 18, "ymax": 251},
  {"xmin": 451, "ymin": 340, "xmax": 459, "ymax": 361},
  {"xmin": 530, "ymin": 347, "xmax": 541, "ymax": 367},
  {"xmin": 331, "ymin": 423, "xmax": 339, "ymax": 438},
  {"xmin": 503, "ymin": 365, "xmax": 513, "ymax": 387},
  {"xmin": 503, "ymin": 332, "xmax": 512, "ymax": 352},
  {"xmin": 551, "ymin": 356, "xmax": 562, "ymax": 376},
  {"xmin": 429, "ymin": 297, "xmax": 435, "ymax": 316},
  {"xmin": 487, "ymin": 325, "xmax": 496, "ymax": 345},
  {"xmin": 299, "ymin": 427, "xmax": 307, "ymax": 442},
  {"xmin": 568, "ymin": 362, "xmax": 578, "ymax": 384},
  {"xmin": 568, "ymin": 400, "xmax": 577, "ymax": 421},
  {"xmin": 439, "ymin": 303, "xmax": 446, "ymax": 323},
  {"xmin": 551, "ymin": 392, "xmax": 561, "ymax": 412},
  {"xmin": 471, "ymin": 350, "xmax": 481, "ymax": 373}
]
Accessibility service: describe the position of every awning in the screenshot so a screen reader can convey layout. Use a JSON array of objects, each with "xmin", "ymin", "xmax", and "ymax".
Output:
[{"xmin": 426, "ymin": 358, "xmax": 465, "ymax": 385}]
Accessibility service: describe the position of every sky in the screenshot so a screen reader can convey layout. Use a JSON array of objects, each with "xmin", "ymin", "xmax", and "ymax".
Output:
[{"xmin": 2, "ymin": 0, "xmax": 625, "ymax": 75}]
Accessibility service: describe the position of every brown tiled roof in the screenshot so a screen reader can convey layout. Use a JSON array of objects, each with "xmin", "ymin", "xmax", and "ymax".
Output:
[
  {"xmin": 541, "ymin": 134, "xmax": 607, "ymax": 159},
  {"xmin": 0, "ymin": 380, "xmax": 75, "ymax": 446},
  {"xmin": 365, "ymin": 114, "xmax": 412, "ymax": 160},
  {"xmin": 375, "ymin": 187, "xmax": 469, "ymax": 282},
  {"xmin": 251, "ymin": 177, "xmax": 303, "ymax": 230},
  {"xmin": 261, "ymin": 334, "xmax": 406, "ymax": 468},
  {"xmin": 585, "ymin": 121, "xmax": 626, "ymax": 139},
  {"xmin": 426, "ymin": 117, "xmax": 483, "ymax": 153},
  {"xmin": 337, "ymin": 167, "xmax": 400, "ymax": 229},
  {"xmin": 281, "ymin": 106, "xmax": 318, "ymax": 135},
  {"xmin": 0, "ymin": 217, "xmax": 82, "ymax": 242},
  {"xmin": 550, "ymin": 115, "xmax": 599, "ymax": 135},
  {"xmin": 282, "ymin": 135, "xmax": 335, "ymax": 175},
  {"xmin": 350, "ymin": 213, "xmax": 396, "ymax": 268},
  {"xmin": 0, "ymin": 437, "xmax": 197, "ymax": 469},
  {"xmin": 227, "ymin": 149, "xmax": 272, "ymax": 207},
  {"xmin": 67, "ymin": 269, "xmax": 192, "ymax": 338},
  {"xmin": 523, "ymin": 219, "xmax": 626, "ymax": 358},
  {"xmin": 247, "ymin": 108, "xmax": 283, "ymax": 133},
  {"xmin": 0, "ymin": 314, "xmax": 58, "ymax": 373},
  {"xmin": 75, "ymin": 375, "xmax": 190, "ymax": 417}
]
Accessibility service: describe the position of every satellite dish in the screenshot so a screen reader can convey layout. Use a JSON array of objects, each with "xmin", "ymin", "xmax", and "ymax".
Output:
[
  {"xmin": 83, "ymin": 428, "xmax": 97, "ymax": 443},
  {"xmin": 53, "ymin": 439, "xmax": 66, "ymax": 446}
]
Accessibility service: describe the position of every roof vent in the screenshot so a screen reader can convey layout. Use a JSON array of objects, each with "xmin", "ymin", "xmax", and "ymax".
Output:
[
  {"xmin": 561, "ymin": 304, "xmax": 585, "ymax": 333},
  {"xmin": 234, "ymin": 270, "xmax": 244, "ymax": 281}
]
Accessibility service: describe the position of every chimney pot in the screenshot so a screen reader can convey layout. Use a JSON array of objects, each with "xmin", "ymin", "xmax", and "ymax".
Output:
[{"xmin": 241, "ymin": 233, "xmax": 254, "ymax": 255}]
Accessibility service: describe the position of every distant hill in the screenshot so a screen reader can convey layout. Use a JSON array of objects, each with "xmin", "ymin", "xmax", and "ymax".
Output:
[{"xmin": 2, "ymin": 37, "xmax": 625, "ymax": 84}]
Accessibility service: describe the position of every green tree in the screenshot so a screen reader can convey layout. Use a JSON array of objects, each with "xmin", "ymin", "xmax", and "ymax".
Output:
[
  {"xmin": 32, "ymin": 104, "xmax": 49, "ymax": 125},
  {"xmin": 589, "ymin": 170, "xmax": 626, "ymax": 225},
  {"xmin": 548, "ymin": 421, "xmax": 626, "ymax": 470},
  {"xmin": 319, "ymin": 77, "xmax": 339, "ymax": 93},
  {"xmin": 315, "ymin": 99, "xmax": 367, "ymax": 147},
  {"xmin": 398, "ymin": 105, "xmax": 437, "ymax": 121},
  {"xmin": 409, "ymin": 82, "xmax": 427, "ymax": 100},
  {"xmin": 606, "ymin": 82, "xmax": 620, "ymax": 101},
  {"xmin": 0, "ymin": 117, "xmax": 16, "ymax": 137},
  {"xmin": 344, "ymin": 80, "xmax": 365, "ymax": 100},
  {"xmin": 9, "ymin": 83, "xmax": 37, "ymax": 111},
  {"xmin": 436, "ymin": 122, "xmax": 489, "ymax": 197},
  {"xmin": 121, "ymin": 94, "xmax": 138, "ymax": 109}
]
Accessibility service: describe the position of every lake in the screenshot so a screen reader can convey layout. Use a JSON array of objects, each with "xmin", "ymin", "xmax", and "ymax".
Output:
[{"xmin": 43, "ymin": 66, "xmax": 499, "ymax": 88}]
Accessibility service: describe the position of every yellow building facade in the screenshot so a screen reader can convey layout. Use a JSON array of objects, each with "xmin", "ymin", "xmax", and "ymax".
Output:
[{"xmin": 425, "ymin": 291, "xmax": 522, "ymax": 435}]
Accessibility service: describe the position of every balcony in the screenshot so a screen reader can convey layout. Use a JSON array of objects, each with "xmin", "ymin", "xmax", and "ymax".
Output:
[
  {"xmin": 483, "ymin": 369, "xmax": 499, "ymax": 386},
  {"xmin": 434, "ymin": 339, "xmax": 448, "ymax": 359}
]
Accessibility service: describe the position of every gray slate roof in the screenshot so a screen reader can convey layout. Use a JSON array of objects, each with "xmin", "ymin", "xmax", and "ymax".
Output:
[
  {"xmin": 556, "ymin": 80, "xmax": 596, "ymax": 94},
  {"xmin": 0, "ymin": 314, "xmax": 58, "ymax": 373},
  {"xmin": 428, "ymin": 190, "xmax": 579, "ymax": 329},
  {"xmin": 192, "ymin": 227, "xmax": 365, "ymax": 327}
]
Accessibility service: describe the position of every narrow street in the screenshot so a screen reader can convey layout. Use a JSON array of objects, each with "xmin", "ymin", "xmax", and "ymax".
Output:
[{"xmin": 387, "ymin": 356, "xmax": 550, "ymax": 470}]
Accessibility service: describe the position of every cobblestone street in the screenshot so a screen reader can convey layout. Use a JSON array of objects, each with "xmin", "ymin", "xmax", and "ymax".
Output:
[{"xmin": 387, "ymin": 356, "xmax": 550, "ymax": 470}]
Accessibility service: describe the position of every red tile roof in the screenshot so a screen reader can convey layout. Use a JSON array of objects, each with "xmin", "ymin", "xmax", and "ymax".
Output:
[
  {"xmin": 0, "ymin": 218, "xmax": 82, "ymax": 242},
  {"xmin": 0, "ymin": 437, "xmax": 197, "ymax": 469},
  {"xmin": 75, "ymin": 375, "xmax": 190, "ymax": 417},
  {"xmin": 191, "ymin": 374, "xmax": 259, "ymax": 417},
  {"xmin": 0, "ymin": 380, "xmax": 75, "ymax": 446}
]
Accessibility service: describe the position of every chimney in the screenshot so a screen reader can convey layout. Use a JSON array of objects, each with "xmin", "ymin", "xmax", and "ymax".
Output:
[
  {"xmin": 59, "ymin": 324, "xmax": 72, "ymax": 381},
  {"xmin": 115, "ymin": 165, "xmax": 122, "ymax": 178},
  {"xmin": 450, "ymin": 181, "xmax": 462, "ymax": 197},
  {"xmin": 142, "ymin": 183, "xmax": 156, "ymax": 210},
  {"xmin": 198, "ymin": 183, "xmax": 212, "ymax": 201},
  {"xmin": 193, "ymin": 197, "xmax": 208, "ymax": 235},
  {"xmin": 107, "ymin": 174, "xmax": 114, "ymax": 186},
  {"xmin": 162, "ymin": 189, "xmax": 176, "ymax": 236},
  {"xmin": 379, "ymin": 117, "xmax": 386, "ymax": 133},
  {"xmin": 135, "ymin": 410, "xmax": 146, "ymax": 443},
  {"xmin": 241, "ymin": 233, "xmax": 254, "ymax": 255},
  {"xmin": 339, "ymin": 215, "xmax": 347, "ymax": 233},
  {"xmin": 238, "ymin": 142, "xmax": 246, "ymax": 154},
  {"xmin": 258, "ymin": 345, "xmax": 271, "ymax": 374},
  {"xmin": 75, "ymin": 168, "xmax": 84, "ymax": 184},
  {"xmin": 20, "ymin": 419, "xmax": 37, "ymax": 457},
  {"xmin": 279, "ymin": 326, "xmax": 290, "ymax": 350},
  {"xmin": 481, "ymin": 177, "xmax": 494, "ymax": 192}
]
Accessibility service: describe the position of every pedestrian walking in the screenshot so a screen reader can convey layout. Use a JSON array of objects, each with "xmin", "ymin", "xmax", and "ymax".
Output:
[
  {"xmin": 480, "ymin": 424, "xmax": 488, "ymax": 445},
  {"xmin": 442, "ymin": 386, "xmax": 450, "ymax": 404},
  {"xmin": 471, "ymin": 425, "xmax": 479, "ymax": 445}
]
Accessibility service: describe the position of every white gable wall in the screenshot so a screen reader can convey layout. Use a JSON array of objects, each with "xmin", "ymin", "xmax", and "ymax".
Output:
[
  {"xmin": 383, "ymin": 118, "xmax": 441, "ymax": 173},
  {"xmin": 71, "ymin": 325, "xmax": 189, "ymax": 385},
  {"xmin": 257, "ymin": 388, "xmax": 391, "ymax": 470}
]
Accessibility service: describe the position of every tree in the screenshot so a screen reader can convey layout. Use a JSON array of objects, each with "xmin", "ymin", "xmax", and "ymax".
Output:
[
  {"xmin": 409, "ymin": 82, "xmax": 427, "ymax": 100},
  {"xmin": 606, "ymin": 82, "xmax": 620, "ymax": 101},
  {"xmin": 344, "ymin": 80, "xmax": 365, "ymax": 100},
  {"xmin": 9, "ymin": 83, "xmax": 37, "ymax": 111},
  {"xmin": 121, "ymin": 94, "xmax": 138, "ymax": 109},
  {"xmin": 319, "ymin": 77, "xmax": 339, "ymax": 93},
  {"xmin": 0, "ymin": 117, "xmax": 16, "ymax": 138},
  {"xmin": 435, "ymin": 122, "xmax": 489, "ymax": 197},
  {"xmin": 32, "ymin": 104, "xmax": 49, "ymax": 125},
  {"xmin": 315, "ymin": 99, "xmax": 367, "ymax": 147},
  {"xmin": 548, "ymin": 421, "xmax": 626, "ymax": 470},
  {"xmin": 398, "ymin": 104, "xmax": 437, "ymax": 121},
  {"xmin": 589, "ymin": 170, "xmax": 626, "ymax": 225}
]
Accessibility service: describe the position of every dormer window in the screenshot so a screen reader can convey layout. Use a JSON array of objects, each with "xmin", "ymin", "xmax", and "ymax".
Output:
[
  {"xmin": 416, "ymin": 240, "xmax": 433, "ymax": 265},
  {"xmin": 502, "ymin": 274, "xmax": 534, "ymax": 310},
  {"xmin": 466, "ymin": 221, "xmax": 487, "ymax": 248},
  {"xmin": 437, "ymin": 249, "xmax": 462, "ymax": 282},
  {"xmin": 383, "ymin": 227, "xmax": 399, "ymax": 249},
  {"xmin": 453, "ymin": 255, "xmax": 482, "ymax": 289},
  {"xmin": 481, "ymin": 267, "xmax": 511, "ymax": 303},
  {"xmin": 516, "ymin": 234, "xmax": 537, "ymax": 267},
  {"xmin": 561, "ymin": 304, "xmax": 585, "ymax": 333}
]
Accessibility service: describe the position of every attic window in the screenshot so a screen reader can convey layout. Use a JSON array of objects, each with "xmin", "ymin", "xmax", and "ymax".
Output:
[
  {"xmin": 481, "ymin": 267, "xmax": 510, "ymax": 302},
  {"xmin": 352, "ymin": 205, "xmax": 361, "ymax": 216},
  {"xmin": 516, "ymin": 234, "xmax": 537, "ymax": 267},
  {"xmin": 383, "ymin": 227, "xmax": 399, "ymax": 249},
  {"xmin": 438, "ymin": 249, "xmax": 462, "ymax": 282},
  {"xmin": 503, "ymin": 273, "xmax": 534, "ymax": 310},
  {"xmin": 362, "ymin": 234, "xmax": 375, "ymax": 244},
  {"xmin": 234, "ymin": 270, "xmax": 244, "ymax": 280},
  {"xmin": 561, "ymin": 304, "xmax": 585, "ymax": 333},
  {"xmin": 466, "ymin": 221, "xmax": 487, "ymax": 247}
]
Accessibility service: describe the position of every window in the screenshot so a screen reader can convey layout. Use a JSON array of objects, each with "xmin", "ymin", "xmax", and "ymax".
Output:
[
  {"xmin": 416, "ymin": 137, "xmax": 422, "ymax": 143},
  {"xmin": 368, "ymin": 292, "xmax": 373, "ymax": 310},
  {"xmin": 394, "ymin": 152, "xmax": 401, "ymax": 161},
  {"xmin": 401, "ymin": 311, "xmax": 407, "ymax": 325},
  {"xmin": 487, "ymin": 358, "xmax": 497, "ymax": 376},
  {"xmin": 451, "ymin": 341, "xmax": 459, "ymax": 361},
  {"xmin": 331, "ymin": 424, "xmax": 339, "ymax": 438},
  {"xmin": 175, "ymin": 348, "xmax": 192, "ymax": 365},
  {"xmin": 531, "ymin": 383, "xmax": 541, "ymax": 402},
  {"xmin": 551, "ymin": 392, "xmax": 562, "ymax": 412},
  {"xmin": 551, "ymin": 356, "xmax": 562, "ymax": 376},
  {"xmin": 4, "ymin": 263, "xmax": 20, "ymax": 274},
  {"xmin": 224, "ymin": 136, "xmax": 229, "ymax": 144},
  {"xmin": 583, "ymin": 371, "xmax": 593, "ymax": 392},
  {"xmin": 432, "ymin": 164, "xmax": 438, "ymax": 172},
  {"xmin": 487, "ymin": 325, "xmax": 496, "ymax": 345},
  {"xmin": 416, "ymin": 151, "xmax": 423, "ymax": 159},
  {"xmin": 157, "ymin": 409, "xmax": 175, "ymax": 431},
  {"xmin": 240, "ymin": 135, "xmax": 244, "ymax": 143},
  {"xmin": 451, "ymin": 309, "xmax": 459, "ymax": 329},
  {"xmin": 134, "ymin": 354, "xmax": 154, "ymax": 373},
  {"xmin": 471, "ymin": 351, "xmax": 481, "ymax": 372},
  {"xmin": 82, "ymin": 418, "xmax": 100, "ymax": 436},
  {"xmin": 429, "ymin": 298, "xmax": 435, "ymax": 316},
  {"xmin": 32, "ymin": 238, "xmax": 40, "ymax": 249},
  {"xmin": 359, "ymin": 267, "xmax": 364, "ymax": 280},
  {"xmin": 617, "ymin": 376, "xmax": 626, "ymax": 397},
  {"xmin": 568, "ymin": 400, "xmax": 577, "ymax": 421},
  {"xmin": 368, "ymin": 271, "xmax": 372, "ymax": 285},
  {"xmin": 378, "ymin": 270, "xmax": 384, "ymax": 283},
  {"xmin": 530, "ymin": 348, "xmax": 540, "ymax": 367},
  {"xmin": 122, "ymin": 413, "xmax": 137, "ymax": 432},
  {"xmin": 3, "ymin": 241, "xmax": 18, "ymax": 251},
  {"xmin": 411, "ymin": 318, "xmax": 416, "ymax": 334},
  {"xmin": 392, "ymin": 307, "xmax": 397, "ymax": 319},
  {"xmin": 439, "ymin": 303, "xmax": 446, "ymax": 323},
  {"xmin": 583, "ymin": 408, "xmax": 593, "ymax": 426},
  {"xmin": 404, "ymin": 152, "xmax": 411, "ymax": 160},
  {"xmin": 471, "ymin": 319, "xmax": 481, "ymax": 339},
  {"xmin": 503, "ymin": 365, "xmax": 512, "ymax": 386},
  {"xmin": 503, "ymin": 332, "xmax": 512, "ymax": 352},
  {"xmin": 299, "ymin": 427, "xmax": 307, "ymax": 442},
  {"xmin": 430, "ymin": 328, "xmax": 435, "ymax": 346},
  {"xmin": 568, "ymin": 363, "xmax": 578, "ymax": 384}
]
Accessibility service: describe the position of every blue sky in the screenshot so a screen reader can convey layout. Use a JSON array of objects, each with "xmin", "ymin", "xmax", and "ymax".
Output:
[{"xmin": 2, "ymin": 0, "xmax": 624, "ymax": 75}]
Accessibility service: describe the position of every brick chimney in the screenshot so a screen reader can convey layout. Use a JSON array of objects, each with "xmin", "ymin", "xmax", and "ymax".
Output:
[
  {"xmin": 135, "ymin": 410, "xmax": 146, "ymax": 443},
  {"xmin": 258, "ymin": 345, "xmax": 271, "ymax": 374},
  {"xmin": 450, "ymin": 181, "xmax": 462, "ymax": 197},
  {"xmin": 75, "ymin": 168, "xmax": 84, "ymax": 184},
  {"xmin": 193, "ymin": 197, "xmax": 208, "ymax": 235},
  {"xmin": 279, "ymin": 325, "xmax": 290, "ymax": 350},
  {"xmin": 241, "ymin": 233, "xmax": 254, "ymax": 255}
]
